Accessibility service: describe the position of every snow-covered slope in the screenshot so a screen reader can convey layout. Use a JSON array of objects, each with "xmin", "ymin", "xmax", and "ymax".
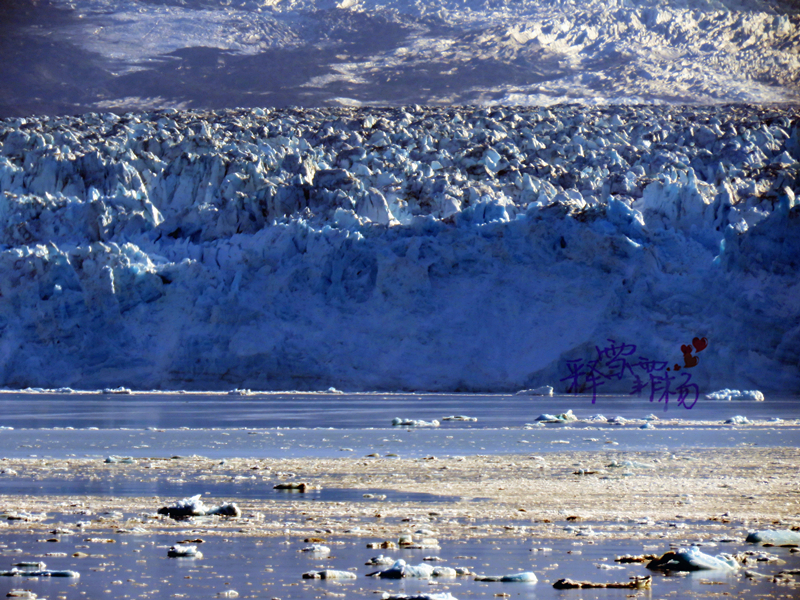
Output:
[
  {"xmin": 1, "ymin": 105, "xmax": 798, "ymax": 393},
  {"xmin": 1, "ymin": 0, "xmax": 798, "ymax": 116}
]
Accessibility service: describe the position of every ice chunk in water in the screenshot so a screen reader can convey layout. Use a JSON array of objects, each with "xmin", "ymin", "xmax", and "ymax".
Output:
[
  {"xmin": 706, "ymin": 389, "xmax": 765, "ymax": 401},
  {"xmin": 745, "ymin": 530, "xmax": 800, "ymax": 546},
  {"xmin": 646, "ymin": 546, "xmax": 738, "ymax": 571}
]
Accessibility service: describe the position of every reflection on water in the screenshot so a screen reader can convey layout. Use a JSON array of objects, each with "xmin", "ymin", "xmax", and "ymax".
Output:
[{"xmin": 0, "ymin": 475, "xmax": 459, "ymax": 504}]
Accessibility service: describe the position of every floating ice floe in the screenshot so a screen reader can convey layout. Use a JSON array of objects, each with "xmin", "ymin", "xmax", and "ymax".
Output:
[
  {"xmin": 167, "ymin": 545, "xmax": 202, "ymax": 558},
  {"xmin": 365, "ymin": 555, "xmax": 395, "ymax": 566},
  {"xmin": 0, "ymin": 568, "xmax": 79, "ymax": 578},
  {"xmin": 533, "ymin": 410, "xmax": 577, "ymax": 424},
  {"xmin": 157, "ymin": 495, "xmax": 241, "ymax": 519},
  {"xmin": 3, "ymin": 512, "xmax": 46, "ymax": 522},
  {"xmin": 300, "ymin": 544, "xmax": 330, "ymax": 554},
  {"xmin": 724, "ymin": 415, "xmax": 752, "ymax": 425},
  {"xmin": 302, "ymin": 570, "xmax": 357, "ymax": 580},
  {"xmin": 441, "ymin": 415, "xmax": 477, "ymax": 422},
  {"xmin": 366, "ymin": 559, "xmax": 434, "ymax": 578},
  {"xmin": 746, "ymin": 530, "xmax": 800, "ymax": 546},
  {"xmin": 706, "ymin": 389, "xmax": 765, "ymax": 402},
  {"xmin": 646, "ymin": 546, "xmax": 738, "ymax": 571},
  {"xmin": 6, "ymin": 590, "xmax": 39, "ymax": 599},
  {"xmin": 365, "ymin": 559, "xmax": 466, "ymax": 579},
  {"xmin": 104, "ymin": 455, "xmax": 134, "ymax": 464},
  {"xmin": 392, "ymin": 418, "xmax": 440, "ymax": 428}
]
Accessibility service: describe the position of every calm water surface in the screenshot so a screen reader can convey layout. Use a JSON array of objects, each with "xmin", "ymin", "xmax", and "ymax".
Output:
[{"xmin": 1, "ymin": 391, "xmax": 798, "ymax": 429}]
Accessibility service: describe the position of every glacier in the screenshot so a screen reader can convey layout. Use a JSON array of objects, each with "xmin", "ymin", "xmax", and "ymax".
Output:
[
  {"xmin": 0, "ymin": 104, "xmax": 798, "ymax": 393},
  {"xmin": 1, "ymin": 0, "xmax": 799, "ymax": 116}
]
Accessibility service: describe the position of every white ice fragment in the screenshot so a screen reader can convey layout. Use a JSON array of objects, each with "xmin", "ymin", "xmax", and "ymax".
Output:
[
  {"xmin": 646, "ymin": 546, "xmax": 738, "ymax": 571},
  {"xmin": 302, "ymin": 569, "xmax": 357, "ymax": 580},
  {"xmin": 724, "ymin": 415, "xmax": 751, "ymax": 425},
  {"xmin": 300, "ymin": 544, "xmax": 330, "ymax": 554},
  {"xmin": 167, "ymin": 545, "xmax": 202, "ymax": 558},
  {"xmin": 392, "ymin": 418, "xmax": 439, "ymax": 428},
  {"xmin": 705, "ymin": 389, "xmax": 765, "ymax": 402},
  {"xmin": 515, "ymin": 386, "xmax": 553, "ymax": 396},
  {"xmin": 366, "ymin": 555, "xmax": 395, "ymax": 566},
  {"xmin": 367, "ymin": 559, "xmax": 434, "ymax": 578},
  {"xmin": 534, "ymin": 410, "xmax": 577, "ymax": 423}
]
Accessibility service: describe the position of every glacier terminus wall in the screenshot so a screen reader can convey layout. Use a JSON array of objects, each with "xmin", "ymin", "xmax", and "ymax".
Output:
[{"xmin": 0, "ymin": 104, "xmax": 798, "ymax": 393}]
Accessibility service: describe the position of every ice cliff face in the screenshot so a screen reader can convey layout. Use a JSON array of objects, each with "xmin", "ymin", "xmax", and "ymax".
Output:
[{"xmin": 1, "ymin": 105, "xmax": 799, "ymax": 393}]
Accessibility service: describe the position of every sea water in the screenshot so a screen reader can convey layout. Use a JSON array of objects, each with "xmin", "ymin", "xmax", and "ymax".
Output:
[
  {"xmin": 1, "ymin": 392, "xmax": 798, "ymax": 600},
  {"xmin": 0, "ymin": 391, "xmax": 798, "ymax": 430}
]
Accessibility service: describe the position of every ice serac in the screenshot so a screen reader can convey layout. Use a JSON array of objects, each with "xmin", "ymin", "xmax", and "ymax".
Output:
[{"xmin": 0, "ymin": 105, "xmax": 798, "ymax": 394}]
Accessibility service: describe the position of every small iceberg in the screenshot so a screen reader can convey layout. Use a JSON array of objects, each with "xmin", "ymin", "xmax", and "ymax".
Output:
[
  {"xmin": 441, "ymin": 415, "xmax": 477, "ymax": 422},
  {"xmin": 745, "ymin": 530, "xmax": 800, "ymax": 546},
  {"xmin": 157, "ymin": 495, "xmax": 241, "ymax": 519},
  {"xmin": 366, "ymin": 559, "xmax": 434, "ymax": 578},
  {"xmin": 392, "ymin": 418, "xmax": 440, "ymax": 427},
  {"xmin": 0, "ymin": 568, "xmax": 80, "ymax": 578},
  {"xmin": 228, "ymin": 389, "xmax": 253, "ymax": 396},
  {"xmin": 302, "ymin": 570, "xmax": 357, "ymax": 580},
  {"xmin": 104, "ymin": 456, "xmax": 134, "ymax": 464},
  {"xmin": 533, "ymin": 410, "xmax": 577, "ymax": 423},
  {"xmin": 168, "ymin": 545, "xmax": 203, "ymax": 558},
  {"xmin": 365, "ymin": 555, "xmax": 395, "ymax": 566},
  {"xmin": 102, "ymin": 387, "xmax": 132, "ymax": 395},
  {"xmin": 300, "ymin": 544, "xmax": 330, "ymax": 554},
  {"xmin": 724, "ymin": 415, "xmax": 751, "ymax": 425},
  {"xmin": 705, "ymin": 389, "xmax": 765, "ymax": 402},
  {"xmin": 646, "ymin": 546, "xmax": 738, "ymax": 571}
]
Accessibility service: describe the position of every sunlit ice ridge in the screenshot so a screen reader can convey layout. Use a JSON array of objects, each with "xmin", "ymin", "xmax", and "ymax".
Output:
[{"xmin": 1, "ymin": 0, "xmax": 799, "ymax": 116}]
